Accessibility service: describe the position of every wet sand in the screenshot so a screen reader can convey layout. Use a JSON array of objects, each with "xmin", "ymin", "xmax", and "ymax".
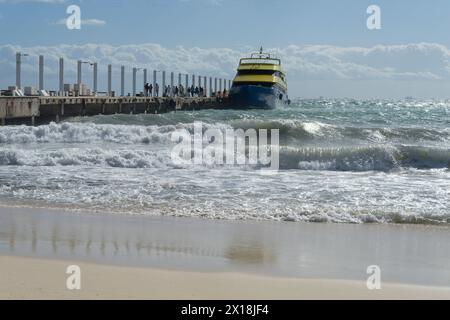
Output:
[{"xmin": 1, "ymin": 206, "xmax": 450, "ymax": 299}]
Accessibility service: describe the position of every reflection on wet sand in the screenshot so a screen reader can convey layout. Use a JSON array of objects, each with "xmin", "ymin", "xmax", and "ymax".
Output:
[
  {"xmin": 1, "ymin": 206, "xmax": 450, "ymax": 287},
  {"xmin": 225, "ymin": 245, "xmax": 276, "ymax": 265},
  {"xmin": 0, "ymin": 207, "xmax": 278, "ymax": 272}
]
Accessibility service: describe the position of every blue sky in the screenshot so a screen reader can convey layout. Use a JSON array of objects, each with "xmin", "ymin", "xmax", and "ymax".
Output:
[{"xmin": 1, "ymin": 0, "xmax": 450, "ymax": 98}]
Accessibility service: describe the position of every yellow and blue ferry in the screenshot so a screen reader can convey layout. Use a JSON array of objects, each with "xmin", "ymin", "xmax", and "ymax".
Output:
[{"xmin": 228, "ymin": 48, "xmax": 289, "ymax": 109}]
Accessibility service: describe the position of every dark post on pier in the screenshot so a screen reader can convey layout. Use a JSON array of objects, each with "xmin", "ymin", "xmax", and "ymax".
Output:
[{"xmin": 0, "ymin": 53, "xmax": 231, "ymax": 126}]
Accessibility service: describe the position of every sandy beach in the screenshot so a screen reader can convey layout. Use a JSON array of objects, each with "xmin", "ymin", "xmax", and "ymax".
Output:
[
  {"xmin": 2, "ymin": 255, "xmax": 450, "ymax": 300},
  {"xmin": 1, "ymin": 205, "xmax": 450, "ymax": 299}
]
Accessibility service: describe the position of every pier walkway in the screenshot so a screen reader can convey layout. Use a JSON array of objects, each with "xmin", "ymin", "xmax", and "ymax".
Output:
[{"xmin": 0, "ymin": 96, "xmax": 226, "ymax": 126}]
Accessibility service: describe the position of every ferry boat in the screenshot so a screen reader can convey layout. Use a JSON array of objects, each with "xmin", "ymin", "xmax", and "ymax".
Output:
[{"xmin": 228, "ymin": 48, "xmax": 289, "ymax": 109}]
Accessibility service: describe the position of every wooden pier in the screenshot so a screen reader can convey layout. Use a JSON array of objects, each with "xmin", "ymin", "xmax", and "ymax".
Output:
[{"xmin": 0, "ymin": 96, "xmax": 225, "ymax": 126}]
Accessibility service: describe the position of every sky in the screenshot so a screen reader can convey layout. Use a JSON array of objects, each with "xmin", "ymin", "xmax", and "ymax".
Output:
[{"xmin": 1, "ymin": 0, "xmax": 450, "ymax": 98}]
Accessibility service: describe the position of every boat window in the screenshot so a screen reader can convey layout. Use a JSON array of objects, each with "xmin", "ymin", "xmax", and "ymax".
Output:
[
  {"xmin": 238, "ymin": 70, "xmax": 276, "ymax": 76},
  {"xmin": 240, "ymin": 59, "xmax": 281, "ymax": 65}
]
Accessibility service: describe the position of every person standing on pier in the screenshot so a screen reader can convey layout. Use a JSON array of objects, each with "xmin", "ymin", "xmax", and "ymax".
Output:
[
  {"xmin": 144, "ymin": 83, "xmax": 150, "ymax": 97},
  {"xmin": 149, "ymin": 84, "xmax": 153, "ymax": 97},
  {"xmin": 179, "ymin": 85, "xmax": 184, "ymax": 97},
  {"xmin": 155, "ymin": 83, "xmax": 160, "ymax": 97}
]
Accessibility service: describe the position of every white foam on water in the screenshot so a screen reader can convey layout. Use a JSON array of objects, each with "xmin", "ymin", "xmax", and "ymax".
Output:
[{"xmin": 1, "ymin": 99, "xmax": 450, "ymax": 225}]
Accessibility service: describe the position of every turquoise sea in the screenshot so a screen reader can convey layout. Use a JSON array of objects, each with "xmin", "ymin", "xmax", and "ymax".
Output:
[{"xmin": 0, "ymin": 99, "xmax": 449, "ymax": 224}]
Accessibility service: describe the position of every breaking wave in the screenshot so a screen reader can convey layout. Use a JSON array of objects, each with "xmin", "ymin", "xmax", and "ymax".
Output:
[
  {"xmin": 279, "ymin": 145, "xmax": 450, "ymax": 171},
  {"xmin": 0, "ymin": 122, "xmax": 232, "ymax": 145},
  {"xmin": 0, "ymin": 145, "xmax": 448, "ymax": 172},
  {"xmin": 229, "ymin": 119, "xmax": 450, "ymax": 144},
  {"xmin": 0, "ymin": 120, "xmax": 449, "ymax": 148}
]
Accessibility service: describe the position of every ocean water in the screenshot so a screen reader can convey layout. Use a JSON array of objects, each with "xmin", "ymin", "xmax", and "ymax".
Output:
[{"xmin": 0, "ymin": 99, "xmax": 449, "ymax": 225}]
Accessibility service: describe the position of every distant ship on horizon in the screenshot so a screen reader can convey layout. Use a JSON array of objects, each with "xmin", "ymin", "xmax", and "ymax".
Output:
[{"xmin": 228, "ymin": 47, "xmax": 290, "ymax": 109}]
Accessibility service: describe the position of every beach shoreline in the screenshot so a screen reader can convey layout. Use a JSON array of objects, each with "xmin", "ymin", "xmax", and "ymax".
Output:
[{"xmin": 1, "ymin": 205, "xmax": 450, "ymax": 299}]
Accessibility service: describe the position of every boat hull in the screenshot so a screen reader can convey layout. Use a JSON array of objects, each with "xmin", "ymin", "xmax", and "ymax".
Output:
[{"xmin": 227, "ymin": 84, "xmax": 288, "ymax": 110}]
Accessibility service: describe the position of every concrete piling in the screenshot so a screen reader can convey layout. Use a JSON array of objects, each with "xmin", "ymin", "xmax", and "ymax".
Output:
[
  {"xmin": 16, "ymin": 53, "xmax": 21, "ymax": 90},
  {"xmin": 77, "ymin": 60, "xmax": 82, "ymax": 85},
  {"xmin": 209, "ymin": 77, "xmax": 213, "ymax": 97},
  {"xmin": 162, "ymin": 71, "xmax": 166, "ymax": 93},
  {"xmin": 93, "ymin": 63, "xmax": 98, "ymax": 95},
  {"xmin": 59, "ymin": 58, "xmax": 64, "ymax": 95},
  {"xmin": 144, "ymin": 69, "xmax": 148, "ymax": 88},
  {"xmin": 121, "ymin": 66, "xmax": 125, "ymax": 97},
  {"xmin": 39, "ymin": 55, "xmax": 44, "ymax": 91},
  {"xmin": 108, "ymin": 64, "xmax": 112, "ymax": 96},
  {"xmin": 132, "ymin": 68, "xmax": 137, "ymax": 96}
]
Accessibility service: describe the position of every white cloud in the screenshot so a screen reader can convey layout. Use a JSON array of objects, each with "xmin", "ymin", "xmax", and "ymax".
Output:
[{"xmin": 1, "ymin": 42, "xmax": 450, "ymax": 98}]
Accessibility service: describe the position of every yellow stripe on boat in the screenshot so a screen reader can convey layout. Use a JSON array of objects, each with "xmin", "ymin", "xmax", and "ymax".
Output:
[{"xmin": 233, "ymin": 75, "xmax": 287, "ymax": 89}]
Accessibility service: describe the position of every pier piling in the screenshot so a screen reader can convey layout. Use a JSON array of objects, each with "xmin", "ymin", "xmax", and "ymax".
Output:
[
  {"xmin": 108, "ymin": 64, "xmax": 112, "ymax": 96},
  {"xmin": 59, "ymin": 58, "xmax": 64, "ymax": 95},
  {"xmin": 153, "ymin": 70, "xmax": 157, "ymax": 94},
  {"xmin": 121, "ymin": 66, "xmax": 125, "ymax": 97},
  {"xmin": 39, "ymin": 55, "xmax": 44, "ymax": 91},
  {"xmin": 77, "ymin": 60, "xmax": 82, "ymax": 86},
  {"xmin": 162, "ymin": 71, "xmax": 166, "ymax": 93},
  {"xmin": 209, "ymin": 77, "xmax": 213, "ymax": 97},
  {"xmin": 93, "ymin": 63, "xmax": 98, "ymax": 95},
  {"xmin": 16, "ymin": 53, "xmax": 21, "ymax": 90},
  {"xmin": 144, "ymin": 69, "xmax": 148, "ymax": 89},
  {"xmin": 132, "ymin": 68, "xmax": 137, "ymax": 96}
]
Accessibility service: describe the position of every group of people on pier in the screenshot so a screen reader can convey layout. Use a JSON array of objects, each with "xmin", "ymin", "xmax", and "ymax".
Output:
[{"xmin": 143, "ymin": 83, "xmax": 228, "ymax": 98}]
